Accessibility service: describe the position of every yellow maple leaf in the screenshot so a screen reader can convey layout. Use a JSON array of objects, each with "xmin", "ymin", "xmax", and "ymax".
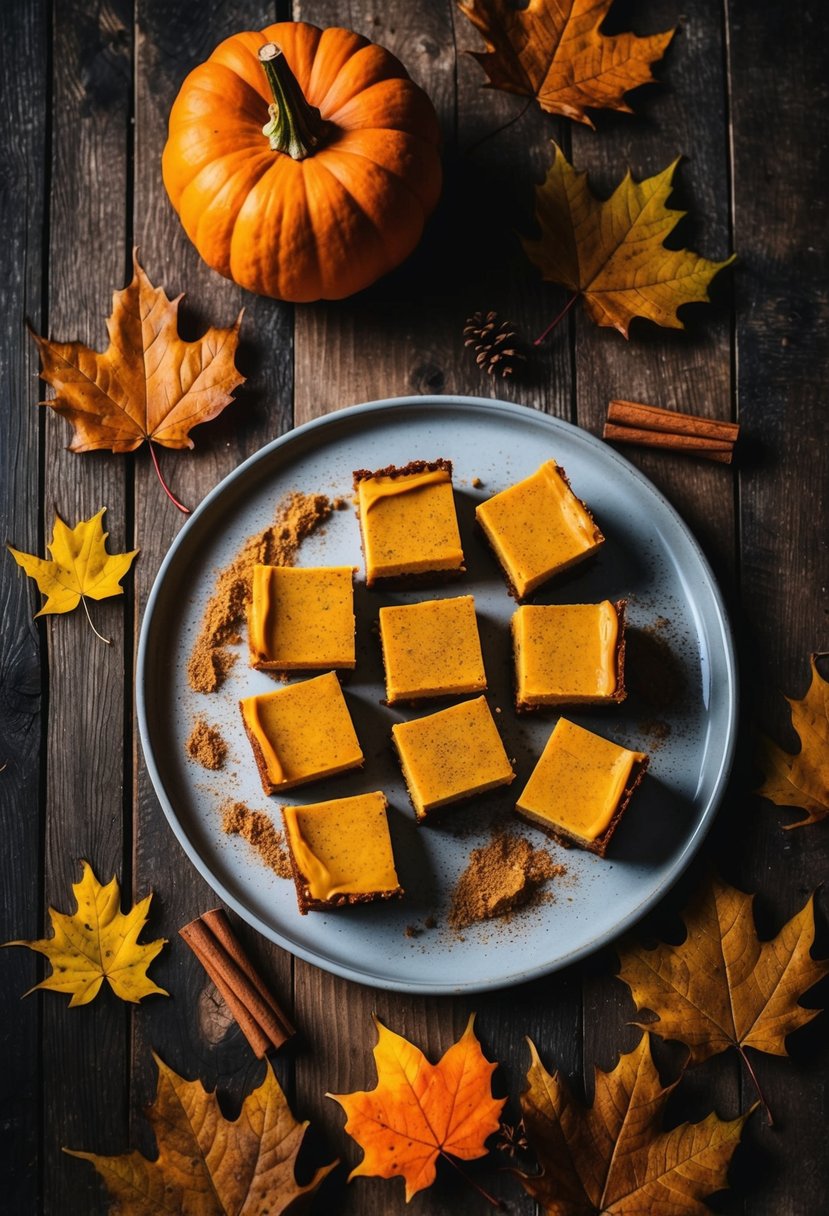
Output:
[
  {"xmin": 8, "ymin": 507, "xmax": 138, "ymax": 643},
  {"xmin": 329, "ymin": 1014, "xmax": 505, "ymax": 1202},
  {"xmin": 31, "ymin": 248, "xmax": 244, "ymax": 511},
  {"xmin": 459, "ymin": 0, "xmax": 674, "ymax": 127},
  {"xmin": 517, "ymin": 1035, "xmax": 750, "ymax": 1215},
  {"xmin": 756, "ymin": 653, "xmax": 829, "ymax": 826},
  {"xmin": 523, "ymin": 143, "xmax": 735, "ymax": 338},
  {"xmin": 67, "ymin": 1054, "xmax": 337, "ymax": 1214},
  {"xmin": 617, "ymin": 876, "xmax": 828, "ymax": 1122},
  {"xmin": 4, "ymin": 861, "xmax": 167, "ymax": 1006}
]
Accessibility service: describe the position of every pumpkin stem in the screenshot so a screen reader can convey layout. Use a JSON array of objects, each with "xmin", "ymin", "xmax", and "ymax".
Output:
[{"xmin": 258, "ymin": 43, "xmax": 331, "ymax": 160}]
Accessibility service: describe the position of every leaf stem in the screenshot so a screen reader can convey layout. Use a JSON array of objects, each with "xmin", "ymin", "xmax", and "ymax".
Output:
[
  {"xmin": 464, "ymin": 99, "xmax": 533, "ymax": 157},
  {"xmin": 81, "ymin": 597, "xmax": 111, "ymax": 645},
  {"xmin": 738, "ymin": 1047, "xmax": 774, "ymax": 1126},
  {"xmin": 534, "ymin": 292, "xmax": 579, "ymax": 346},
  {"xmin": 440, "ymin": 1152, "xmax": 505, "ymax": 1210},
  {"xmin": 148, "ymin": 442, "xmax": 190, "ymax": 514}
]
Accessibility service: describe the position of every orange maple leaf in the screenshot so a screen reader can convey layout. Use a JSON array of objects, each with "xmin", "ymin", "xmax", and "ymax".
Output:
[
  {"xmin": 755, "ymin": 653, "xmax": 829, "ymax": 826},
  {"xmin": 329, "ymin": 1014, "xmax": 505, "ymax": 1202},
  {"xmin": 31, "ymin": 249, "xmax": 244, "ymax": 510},
  {"xmin": 458, "ymin": 0, "xmax": 674, "ymax": 127}
]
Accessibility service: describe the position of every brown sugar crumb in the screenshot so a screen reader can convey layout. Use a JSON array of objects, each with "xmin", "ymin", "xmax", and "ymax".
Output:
[
  {"xmin": 221, "ymin": 800, "xmax": 291, "ymax": 879},
  {"xmin": 471, "ymin": 476, "xmax": 483, "ymax": 488},
  {"xmin": 449, "ymin": 832, "xmax": 565, "ymax": 930},
  {"xmin": 188, "ymin": 491, "xmax": 334, "ymax": 694},
  {"xmin": 186, "ymin": 718, "xmax": 227, "ymax": 770}
]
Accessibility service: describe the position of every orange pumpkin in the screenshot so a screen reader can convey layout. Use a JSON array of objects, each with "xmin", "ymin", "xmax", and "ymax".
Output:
[{"xmin": 162, "ymin": 22, "xmax": 442, "ymax": 302}]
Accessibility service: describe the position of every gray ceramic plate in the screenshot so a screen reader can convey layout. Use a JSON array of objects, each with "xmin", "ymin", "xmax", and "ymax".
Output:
[{"xmin": 137, "ymin": 396, "xmax": 737, "ymax": 994}]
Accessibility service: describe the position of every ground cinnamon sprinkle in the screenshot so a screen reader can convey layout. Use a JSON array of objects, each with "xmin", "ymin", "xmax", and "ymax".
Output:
[
  {"xmin": 186, "ymin": 718, "xmax": 227, "ymax": 770},
  {"xmin": 221, "ymin": 800, "xmax": 291, "ymax": 879},
  {"xmin": 188, "ymin": 491, "xmax": 335, "ymax": 694},
  {"xmin": 449, "ymin": 832, "xmax": 565, "ymax": 930}
]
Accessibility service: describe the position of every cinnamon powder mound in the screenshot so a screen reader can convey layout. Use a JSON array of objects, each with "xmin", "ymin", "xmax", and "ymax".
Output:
[
  {"xmin": 188, "ymin": 491, "xmax": 334, "ymax": 694},
  {"xmin": 221, "ymin": 800, "xmax": 291, "ymax": 879},
  {"xmin": 449, "ymin": 832, "xmax": 565, "ymax": 930},
  {"xmin": 186, "ymin": 718, "xmax": 227, "ymax": 770}
]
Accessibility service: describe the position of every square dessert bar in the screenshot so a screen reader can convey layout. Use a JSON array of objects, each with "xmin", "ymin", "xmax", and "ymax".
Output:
[
  {"xmin": 248, "ymin": 564, "xmax": 356, "ymax": 672},
  {"xmin": 353, "ymin": 460, "xmax": 465, "ymax": 587},
  {"xmin": 281, "ymin": 791, "xmax": 403, "ymax": 914},
  {"xmin": 392, "ymin": 695, "xmax": 515, "ymax": 822},
  {"xmin": 512, "ymin": 600, "xmax": 627, "ymax": 710},
  {"xmin": 379, "ymin": 594, "xmax": 487, "ymax": 704},
  {"xmin": 516, "ymin": 718, "xmax": 648, "ymax": 856},
  {"xmin": 240, "ymin": 671, "xmax": 363, "ymax": 795},
  {"xmin": 475, "ymin": 460, "xmax": 604, "ymax": 599}
]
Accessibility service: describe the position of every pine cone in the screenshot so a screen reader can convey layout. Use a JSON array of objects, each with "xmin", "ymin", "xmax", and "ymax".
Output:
[{"xmin": 463, "ymin": 310, "xmax": 526, "ymax": 378}]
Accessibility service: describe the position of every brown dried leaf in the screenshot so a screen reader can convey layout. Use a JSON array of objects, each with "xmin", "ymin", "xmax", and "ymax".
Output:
[
  {"xmin": 459, "ymin": 0, "xmax": 674, "ymax": 127},
  {"xmin": 756, "ymin": 653, "xmax": 829, "ymax": 826},
  {"xmin": 32, "ymin": 248, "xmax": 244, "ymax": 455},
  {"xmin": 517, "ymin": 1035, "xmax": 749, "ymax": 1214},
  {"xmin": 67, "ymin": 1054, "xmax": 337, "ymax": 1215},
  {"xmin": 523, "ymin": 144, "xmax": 735, "ymax": 337}
]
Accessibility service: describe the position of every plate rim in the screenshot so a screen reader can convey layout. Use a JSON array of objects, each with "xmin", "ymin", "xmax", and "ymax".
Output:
[{"xmin": 137, "ymin": 394, "xmax": 738, "ymax": 994}]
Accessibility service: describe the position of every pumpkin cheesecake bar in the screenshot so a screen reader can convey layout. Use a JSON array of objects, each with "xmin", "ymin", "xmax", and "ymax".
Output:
[
  {"xmin": 353, "ymin": 460, "xmax": 465, "ymax": 586},
  {"xmin": 281, "ymin": 791, "xmax": 403, "ymax": 914},
  {"xmin": 392, "ymin": 696, "xmax": 515, "ymax": 822},
  {"xmin": 476, "ymin": 461, "xmax": 604, "ymax": 599},
  {"xmin": 516, "ymin": 718, "xmax": 648, "ymax": 856},
  {"xmin": 240, "ymin": 671, "xmax": 363, "ymax": 795},
  {"xmin": 379, "ymin": 595, "xmax": 487, "ymax": 704},
  {"xmin": 248, "ymin": 564, "xmax": 356, "ymax": 671},
  {"xmin": 512, "ymin": 600, "xmax": 627, "ymax": 710}
]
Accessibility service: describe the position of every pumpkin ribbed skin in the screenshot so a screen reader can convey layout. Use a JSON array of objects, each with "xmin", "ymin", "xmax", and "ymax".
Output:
[{"xmin": 162, "ymin": 22, "xmax": 442, "ymax": 302}]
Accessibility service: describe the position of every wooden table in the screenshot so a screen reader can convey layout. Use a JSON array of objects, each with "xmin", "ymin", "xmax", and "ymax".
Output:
[{"xmin": 2, "ymin": 2, "xmax": 826, "ymax": 1212}]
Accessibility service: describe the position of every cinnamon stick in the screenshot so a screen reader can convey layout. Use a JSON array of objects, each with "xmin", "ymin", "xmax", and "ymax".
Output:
[
  {"xmin": 180, "ymin": 908, "xmax": 295, "ymax": 1056},
  {"xmin": 608, "ymin": 399, "xmax": 740, "ymax": 442},
  {"xmin": 602, "ymin": 423, "xmax": 734, "ymax": 463}
]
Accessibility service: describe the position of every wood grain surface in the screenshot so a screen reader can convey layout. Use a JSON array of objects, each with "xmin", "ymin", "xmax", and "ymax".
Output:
[{"xmin": 0, "ymin": 1, "xmax": 826, "ymax": 1213}]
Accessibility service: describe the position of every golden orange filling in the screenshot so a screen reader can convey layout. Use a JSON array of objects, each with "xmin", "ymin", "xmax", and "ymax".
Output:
[
  {"xmin": 282, "ymin": 792, "xmax": 400, "ymax": 904},
  {"xmin": 513, "ymin": 601, "xmax": 622, "ymax": 706},
  {"xmin": 476, "ymin": 461, "xmax": 603, "ymax": 599},
  {"xmin": 248, "ymin": 564, "xmax": 356, "ymax": 671},
  {"xmin": 392, "ymin": 696, "xmax": 515, "ymax": 821},
  {"xmin": 356, "ymin": 467, "xmax": 464, "ymax": 584},
  {"xmin": 516, "ymin": 718, "xmax": 646, "ymax": 842},
  {"xmin": 379, "ymin": 595, "xmax": 487, "ymax": 703},
  {"xmin": 240, "ymin": 672, "xmax": 363, "ymax": 793}
]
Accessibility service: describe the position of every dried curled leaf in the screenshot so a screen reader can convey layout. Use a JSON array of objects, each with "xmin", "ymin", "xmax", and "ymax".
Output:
[
  {"xmin": 756, "ymin": 653, "xmax": 829, "ymax": 826},
  {"xmin": 329, "ymin": 1014, "xmax": 504, "ymax": 1201},
  {"xmin": 4, "ymin": 861, "xmax": 166, "ymax": 1006},
  {"xmin": 618, "ymin": 877, "xmax": 827, "ymax": 1065},
  {"xmin": 9, "ymin": 508, "xmax": 137, "ymax": 627},
  {"xmin": 67, "ymin": 1054, "xmax": 337, "ymax": 1214},
  {"xmin": 32, "ymin": 249, "xmax": 244, "ymax": 455},
  {"xmin": 518, "ymin": 1035, "xmax": 749, "ymax": 1215},
  {"xmin": 523, "ymin": 143, "xmax": 735, "ymax": 337},
  {"xmin": 459, "ymin": 0, "xmax": 674, "ymax": 126}
]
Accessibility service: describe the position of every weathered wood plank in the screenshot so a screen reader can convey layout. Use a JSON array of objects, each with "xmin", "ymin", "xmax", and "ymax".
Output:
[
  {"xmin": 727, "ymin": 0, "xmax": 829, "ymax": 1211},
  {"xmin": 293, "ymin": 0, "xmax": 570, "ymax": 426},
  {"xmin": 290, "ymin": 3, "xmax": 576, "ymax": 1212},
  {"xmin": 40, "ymin": 1, "xmax": 134, "ymax": 1211},
  {"xmin": 566, "ymin": 1, "xmax": 741, "ymax": 1150},
  {"xmin": 129, "ymin": 0, "xmax": 295, "ymax": 1155},
  {"xmin": 0, "ymin": 1, "xmax": 49, "ymax": 1209}
]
